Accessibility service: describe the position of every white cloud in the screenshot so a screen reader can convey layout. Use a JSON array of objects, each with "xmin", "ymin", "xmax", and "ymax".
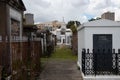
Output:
[
  {"xmin": 22, "ymin": 0, "xmax": 120, "ymax": 23},
  {"xmin": 72, "ymin": 0, "xmax": 89, "ymax": 7}
]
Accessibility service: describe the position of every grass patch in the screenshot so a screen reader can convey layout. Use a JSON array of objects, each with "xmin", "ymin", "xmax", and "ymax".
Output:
[
  {"xmin": 40, "ymin": 46, "xmax": 77, "ymax": 72},
  {"xmin": 50, "ymin": 46, "xmax": 77, "ymax": 60}
]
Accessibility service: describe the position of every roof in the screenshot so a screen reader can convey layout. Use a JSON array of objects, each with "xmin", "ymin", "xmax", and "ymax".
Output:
[
  {"xmin": 37, "ymin": 21, "xmax": 66, "ymax": 27},
  {"xmin": 66, "ymin": 29, "xmax": 72, "ymax": 31},
  {"xmin": 23, "ymin": 25, "xmax": 38, "ymax": 32},
  {"xmin": 78, "ymin": 19, "xmax": 120, "ymax": 31},
  {"xmin": 2, "ymin": 0, "xmax": 26, "ymax": 11},
  {"xmin": 19, "ymin": 0, "xmax": 26, "ymax": 11},
  {"xmin": 56, "ymin": 29, "xmax": 61, "ymax": 31}
]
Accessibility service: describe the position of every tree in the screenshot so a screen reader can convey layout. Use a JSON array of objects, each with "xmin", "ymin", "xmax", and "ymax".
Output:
[
  {"xmin": 88, "ymin": 18, "xmax": 96, "ymax": 21},
  {"xmin": 66, "ymin": 21, "xmax": 81, "ymax": 33},
  {"xmin": 96, "ymin": 17, "xmax": 101, "ymax": 20},
  {"xmin": 88, "ymin": 17, "xmax": 101, "ymax": 22},
  {"xmin": 70, "ymin": 25, "xmax": 77, "ymax": 33},
  {"xmin": 66, "ymin": 21, "xmax": 75, "ymax": 29},
  {"xmin": 75, "ymin": 21, "xmax": 81, "ymax": 27}
]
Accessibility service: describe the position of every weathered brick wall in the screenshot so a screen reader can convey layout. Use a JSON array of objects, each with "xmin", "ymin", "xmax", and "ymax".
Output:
[
  {"xmin": 0, "ymin": 39, "xmax": 42, "ymax": 80},
  {"xmin": 11, "ymin": 42, "xmax": 22, "ymax": 80},
  {"xmin": 0, "ymin": 42, "xmax": 4, "ymax": 65},
  {"xmin": 32, "ymin": 41, "xmax": 41, "ymax": 72},
  {"xmin": 0, "ymin": 42, "xmax": 8, "ymax": 80},
  {"xmin": 11, "ymin": 42, "xmax": 21, "ymax": 62},
  {"xmin": 21, "ymin": 40, "xmax": 42, "ymax": 80},
  {"xmin": 22, "ymin": 42, "xmax": 29, "ymax": 66}
]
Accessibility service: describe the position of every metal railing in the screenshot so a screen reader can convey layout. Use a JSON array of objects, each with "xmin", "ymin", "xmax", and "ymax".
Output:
[{"xmin": 82, "ymin": 49, "xmax": 120, "ymax": 75}]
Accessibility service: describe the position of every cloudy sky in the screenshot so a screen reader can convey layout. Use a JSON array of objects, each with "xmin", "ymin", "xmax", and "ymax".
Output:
[{"xmin": 22, "ymin": 0, "xmax": 120, "ymax": 24}]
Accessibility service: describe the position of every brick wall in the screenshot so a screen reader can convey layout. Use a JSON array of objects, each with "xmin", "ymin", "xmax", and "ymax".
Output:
[{"xmin": 21, "ymin": 40, "xmax": 42, "ymax": 80}]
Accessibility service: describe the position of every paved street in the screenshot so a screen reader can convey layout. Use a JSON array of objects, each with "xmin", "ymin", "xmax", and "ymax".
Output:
[{"xmin": 39, "ymin": 59, "xmax": 83, "ymax": 80}]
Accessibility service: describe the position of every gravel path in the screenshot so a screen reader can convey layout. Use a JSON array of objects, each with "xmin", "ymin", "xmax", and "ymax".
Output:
[{"xmin": 39, "ymin": 60, "xmax": 83, "ymax": 80}]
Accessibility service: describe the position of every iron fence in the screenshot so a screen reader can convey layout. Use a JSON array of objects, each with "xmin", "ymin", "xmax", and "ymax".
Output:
[{"xmin": 82, "ymin": 49, "xmax": 120, "ymax": 75}]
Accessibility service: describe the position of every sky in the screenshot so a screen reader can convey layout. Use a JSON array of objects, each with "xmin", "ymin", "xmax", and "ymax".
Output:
[{"xmin": 22, "ymin": 0, "xmax": 120, "ymax": 24}]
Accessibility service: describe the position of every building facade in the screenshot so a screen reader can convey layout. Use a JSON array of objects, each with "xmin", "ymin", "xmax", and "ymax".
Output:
[
  {"xmin": 0, "ymin": 0, "xmax": 26, "ymax": 79},
  {"xmin": 101, "ymin": 12, "xmax": 115, "ymax": 21},
  {"xmin": 55, "ymin": 22, "xmax": 72, "ymax": 46},
  {"xmin": 77, "ymin": 19, "xmax": 120, "ymax": 80},
  {"xmin": 37, "ymin": 20, "xmax": 63, "ymax": 32},
  {"xmin": 36, "ymin": 21, "xmax": 72, "ymax": 47}
]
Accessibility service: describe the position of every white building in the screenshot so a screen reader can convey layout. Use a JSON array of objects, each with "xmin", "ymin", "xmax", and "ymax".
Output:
[
  {"xmin": 36, "ymin": 20, "xmax": 62, "ymax": 32},
  {"xmin": 54, "ymin": 22, "xmax": 72, "ymax": 46},
  {"xmin": 36, "ymin": 21, "xmax": 72, "ymax": 47},
  {"xmin": 77, "ymin": 19, "xmax": 120, "ymax": 80}
]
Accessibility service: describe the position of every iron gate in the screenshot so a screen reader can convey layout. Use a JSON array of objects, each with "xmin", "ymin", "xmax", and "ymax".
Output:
[{"xmin": 82, "ymin": 49, "xmax": 120, "ymax": 75}]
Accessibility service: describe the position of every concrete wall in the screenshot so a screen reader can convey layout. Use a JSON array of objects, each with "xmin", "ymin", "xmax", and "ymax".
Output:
[
  {"xmin": 77, "ymin": 28, "xmax": 85, "ymax": 68},
  {"xmin": 83, "ymin": 75, "xmax": 120, "ymax": 80},
  {"xmin": 84, "ymin": 27, "xmax": 120, "ymax": 52},
  {"xmin": 65, "ymin": 31, "xmax": 72, "ymax": 46},
  {"xmin": 10, "ymin": 7, "xmax": 22, "ymax": 41},
  {"xmin": 25, "ymin": 13, "xmax": 34, "ymax": 25},
  {"xmin": 0, "ymin": 2, "xmax": 25, "ymax": 79},
  {"xmin": 0, "ymin": 2, "xmax": 7, "ymax": 67},
  {"xmin": 0, "ymin": 2, "xmax": 7, "ymax": 36},
  {"xmin": 78, "ymin": 26, "xmax": 120, "ymax": 54},
  {"xmin": 78, "ymin": 26, "xmax": 120, "ymax": 80}
]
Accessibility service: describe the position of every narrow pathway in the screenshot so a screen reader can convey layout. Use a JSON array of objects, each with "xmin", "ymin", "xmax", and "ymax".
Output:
[
  {"xmin": 39, "ymin": 60, "xmax": 83, "ymax": 80},
  {"xmin": 39, "ymin": 46, "xmax": 83, "ymax": 80}
]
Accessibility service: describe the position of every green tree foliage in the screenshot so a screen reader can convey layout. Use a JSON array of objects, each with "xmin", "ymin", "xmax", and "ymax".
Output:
[
  {"xmin": 66, "ymin": 21, "xmax": 75, "ymax": 29},
  {"xmin": 88, "ymin": 18, "xmax": 96, "ymax": 21},
  {"xmin": 75, "ymin": 21, "xmax": 81, "ymax": 27},
  {"xmin": 96, "ymin": 17, "xmax": 101, "ymax": 20},
  {"xmin": 70, "ymin": 25, "xmax": 77, "ymax": 33},
  {"xmin": 66, "ymin": 21, "xmax": 81, "ymax": 33},
  {"xmin": 88, "ymin": 17, "xmax": 101, "ymax": 22}
]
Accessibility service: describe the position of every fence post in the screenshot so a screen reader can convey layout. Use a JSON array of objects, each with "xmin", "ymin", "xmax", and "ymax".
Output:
[
  {"xmin": 95, "ymin": 49, "xmax": 100, "ymax": 75},
  {"xmin": 103, "ymin": 49, "xmax": 105, "ymax": 73},
  {"xmin": 93, "ymin": 49, "xmax": 95, "ymax": 75},
  {"xmin": 86, "ymin": 49, "xmax": 90, "ymax": 75},
  {"xmin": 118, "ymin": 49, "xmax": 120, "ymax": 75},
  {"xmin": 82, "ymin": 49, "xmax": 86, "ymax": 75},
  {"xmin": 112, "ymin": 49, "xmax": 116, "ymax": 74},
  {"xmin": 108, "ymin": 49, "xmax": 112, "ymax": 73}
]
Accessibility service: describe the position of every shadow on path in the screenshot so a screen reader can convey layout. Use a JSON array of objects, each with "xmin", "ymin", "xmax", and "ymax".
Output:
[
  {"xmin": 38, "ymin": 46, "xmax": 83, "ymax": 80},
  {"xmin": 39, "ymin": 60, "xmax": 83, "ymax": 80}
]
